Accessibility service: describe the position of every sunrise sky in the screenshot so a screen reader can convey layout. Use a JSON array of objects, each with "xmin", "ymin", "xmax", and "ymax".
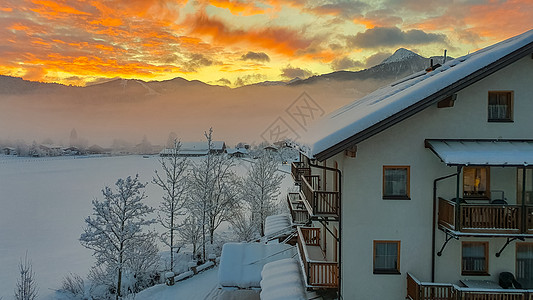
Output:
[{"xmin": 1, "ymin": 0, "xmax": 532, "ymax": 87}]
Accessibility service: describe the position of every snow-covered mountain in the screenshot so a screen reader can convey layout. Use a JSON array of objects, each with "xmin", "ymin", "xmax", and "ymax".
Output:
[
  {"xmin": 292, "ymin": 48, "xmax": 452, "ymax": 85},
  {"xmin": 381, "ymin": 48, "xmax": 422, "ymax": 64}
]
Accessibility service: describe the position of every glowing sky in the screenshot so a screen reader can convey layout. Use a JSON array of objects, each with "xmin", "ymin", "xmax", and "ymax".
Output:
[{"xmin": 1, "ymin": 0, "xmax": 532, "ymax": 87}]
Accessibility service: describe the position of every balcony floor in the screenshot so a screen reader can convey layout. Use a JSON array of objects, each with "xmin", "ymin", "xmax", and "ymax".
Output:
[{"xmin": 306, "ymin": 244, "xmax": 326, "ymax": 261}]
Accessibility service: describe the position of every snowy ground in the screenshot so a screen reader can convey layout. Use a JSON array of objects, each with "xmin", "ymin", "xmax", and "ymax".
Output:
[
  {"xmin": 136, "ymin": 267, "xmax": 260, "ymax": 300},
  {"xmin": 0, "ymin": 154, "xmax": 293, "ymax": 299}
]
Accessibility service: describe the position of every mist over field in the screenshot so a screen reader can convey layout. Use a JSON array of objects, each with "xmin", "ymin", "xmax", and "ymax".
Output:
[{"xmin": 0, "ymin": 77, "xmax": 386, "ymax": 147}]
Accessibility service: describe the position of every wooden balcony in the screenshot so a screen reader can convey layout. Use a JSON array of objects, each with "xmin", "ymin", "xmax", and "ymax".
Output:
[
  {"xmin": 291, "ymin": 162, "xmax": 311, "ymax": 184},
  {"xmin": 407, "ymin": 273, "xmax": 533, "ymax": 300},
  {"xmin": 297, "ymin": 226, "xmax": 338, "ymax": 289},
  {"xmin": 301, "ymin": 175, "xmax": 339, "ymax": 218},
  {"xmin": 438, "ymin": 198, "xmax": 533, "ymax": 235},
  {"xmin": 287, "ymin": 193, "xmax": 310, "ymax": 224}
]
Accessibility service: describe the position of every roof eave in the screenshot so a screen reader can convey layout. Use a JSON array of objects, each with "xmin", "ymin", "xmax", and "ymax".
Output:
[{"xmin": 312, "ymin": 42, "xmax": 533, "ymax": 162}]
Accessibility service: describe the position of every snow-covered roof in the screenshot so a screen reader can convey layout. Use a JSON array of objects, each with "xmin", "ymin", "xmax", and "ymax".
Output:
[
  {"xmin": 181, "ymin": 141, "xmax": 225, "ymax": 151},
  {"xmin": 297, "ymin": 29, "xmax": 533, "ymax": 160},
  {"xmin": 226, "ymin": 147, "xmax": 248, "ymax": 155},
  {"xmin": 264, "ymin": 214, "xmax": 292, "ymax": 237},
  {"xmin": 218, "ymin": 243, "xmax": 295, "ymax": 289},
  {"xmin": 260, "ymin": 258, "xmax": 307, "ymax": 300},
  {"xmin": 426, "ymin": 139, "xmax": 533, "ymax": 166}
]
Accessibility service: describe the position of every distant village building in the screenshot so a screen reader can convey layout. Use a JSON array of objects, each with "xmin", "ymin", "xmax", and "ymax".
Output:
[
  {"xmin": 39, "ymin": 144, "xmax": 62, "ymax": 156},
  {"xmin": 160, "ymin": 141, "xmax": 226, "ymax": 157},
  {"xmin": 226, "ymin": 147, "xmax": 248, "ymax": 158},
  {"xmin": 2, "ymin": 147, "xmax": 17, "ymax": 155},
  {"xmin": 263, "ymin": 145, "xmax": 279, "ymax": 152},
  {"xmin": 63, "ymin": 146, "xmax": 80, "ymax": 155},
  {"xmin": 87, "ymin": 144, "xmax": 108, "ymax": 155}
]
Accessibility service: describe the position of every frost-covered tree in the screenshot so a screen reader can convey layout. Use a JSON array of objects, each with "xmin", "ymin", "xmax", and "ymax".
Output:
[
  {"xmin": 14, "ymin": 252, "xmax": 38, "ymax": 300},
  {"xmin": 187, "ymin": 128, "xmax": 240, "ymax": 261},
  {"xmin": 242, "ymin": 150, "xmax": 283, "ymax": 236},
  {"xmin": 153, "ymin": 140, "xmax": 188, "ymax": 271},
  {"xmin": 80, "ymin": 175, "xmax": 156, "ymax": 299},
  {"xmin": 229, "ymin": 207, "xmax": 257, "ymax": 242},
  {"xmin": 177, "ymin": 215, "xmax": 203, "ymax": 259}
]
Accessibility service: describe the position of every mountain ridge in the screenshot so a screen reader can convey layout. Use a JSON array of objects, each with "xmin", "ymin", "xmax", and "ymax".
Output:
[{"xmin": 0, "ymin": 48, "xmax": 452, "ymax": 94}]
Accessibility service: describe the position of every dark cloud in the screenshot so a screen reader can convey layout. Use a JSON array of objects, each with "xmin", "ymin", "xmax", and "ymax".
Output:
[
  {"xmin": 309, "ymin": 1, "xmax": 369, "ymax": 19},
  {"xmin": 280, "ymin": 65, "xmax": 313, "ymax": 79},
  {"xmin": 183, "ymin": 53, "xmax": 214, "ymax": 72},
  {"xmin": 215, "ymin": 78, "xmax": 231, "ymax": 86},
  {"xmin": 365, "ymin": 52, "xmax": 392, "ymax": 68},
  {"xmin": 348, "ymin": 26, "xmax": 447, "ymax": 48},
  {"xmin": 331, "ymin": 57, "xmax": 364, "ymax": 71},
  {"xmin": 241, "ymin": 51, "xmax": 270, "ymax": 62},
  {"xmin": 234, "ymin": 74, "xmax": 266, "ymax": 87}
]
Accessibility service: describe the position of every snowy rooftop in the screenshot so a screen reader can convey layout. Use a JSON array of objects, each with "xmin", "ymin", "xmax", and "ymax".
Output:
[
  {"xmin": 297, "ymin": 29, "xmax": 533, "ymax": 159},
  {"xmin": 260, "ymin": 258, "xmax": 307, "ymax": 300},
  {"xmin": 264, "ymin": 214, "xmax": 292, "ymax": 237},
  {"xmin": 226, "ymin": 147, "xmax": 249, "ymax": 155},
  {"xmin": 426, "ymin": 139, "xmax": 533, "ymax": 166},
  {"xmin": 218, "ymin": 243, "xmax": 295, "ymax": 289}
]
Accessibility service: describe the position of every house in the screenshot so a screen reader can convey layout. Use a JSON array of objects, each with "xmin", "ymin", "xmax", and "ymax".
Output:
[
  {"xmin": 2, "ymin": 147, "xmax": 17, "ymax": 155},
  {"xmin": 226, "ymin": 147, "xmax": 248, "ymax": 157},
  {"xmin": 160, "ymin": 141, "xmax": 226, "ymax": 157},
  {"xmin": 39, "ymin": 144, "xmax": 62, "ymax": 156},
  {"xmin": 263, "ymin": 145, "xmax": 279, "ymax": 152},
  {"xmin": 289, "ymin": 29, "xmax": 533, "ymax": 299}
]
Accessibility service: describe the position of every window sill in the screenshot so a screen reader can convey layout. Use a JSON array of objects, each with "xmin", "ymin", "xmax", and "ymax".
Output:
[
  {"xmin": 374, "ymin": 270, "xmax": 401, "ymax": 275},
  {"xmin": 461, "ymin": 271, "xmax": 490, "ymax": 276},
  {"xmin": 383, "ymin": 195, "xmax": 411, "ymax": 200},
  {"xmin": 488, "ymin": 119, "xmax": 513, "ymax": 123}
]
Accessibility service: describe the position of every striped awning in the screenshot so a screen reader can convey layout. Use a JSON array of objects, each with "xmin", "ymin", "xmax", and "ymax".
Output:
[{"xmin": 425, "ymin": 139, "xmax": 533, "ymax": 166}]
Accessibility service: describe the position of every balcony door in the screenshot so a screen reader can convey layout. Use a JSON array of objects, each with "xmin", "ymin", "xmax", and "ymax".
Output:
[
  {"xmin": 517, "ymin": 168, "xmax": 533, "ymax": 204},
  {"xmin": 517, "ymin": 243, "xmax": 533, "ymax": 288}
]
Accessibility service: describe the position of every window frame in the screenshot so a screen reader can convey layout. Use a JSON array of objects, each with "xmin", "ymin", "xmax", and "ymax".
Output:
[
  {"xmin": 516, "ymin": 242, "xmax": 533, "ymax": 288},
  {"xmin": 463, "ymin": 166, "xmax": 491, "ymax": 199},
  {"xmin": 488, "ymin": 91, "xmax": 514, "ymax": 122},
  {"xmin": 373, "ymin": 240, "xmax": 401, "ymax": 275},
  {"xmin": 382, "ymin": 166, "xmax": 410, "ymax": 200},
  {"xmin": 461, "ymin": 241, "xmax": 489, "ymax": 276}
]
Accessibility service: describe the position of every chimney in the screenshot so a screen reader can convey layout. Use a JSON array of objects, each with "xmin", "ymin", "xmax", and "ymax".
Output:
[{"xmin": 443, "ymin": 50, "xmax": 447, "ymax": 64}]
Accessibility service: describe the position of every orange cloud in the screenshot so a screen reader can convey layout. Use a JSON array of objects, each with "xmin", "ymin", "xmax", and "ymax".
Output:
[
  {"xmin": 465, "ymin": 0, "xmax": 533, "ymax": 40},
  {"xmin": 187, "ymin": 12, "xmax": 313, "ymax": 56},
  {"xmin": 30, "ymin": 0, "xmax": 91, "ymax": 18},
  {"xmin": 206, "ymin": 0, "xmax": 268, "ymax": 16}
]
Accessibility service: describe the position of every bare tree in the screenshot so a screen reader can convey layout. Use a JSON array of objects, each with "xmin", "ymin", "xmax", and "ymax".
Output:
[
  {"xmin": 14, "ymin": 252, "xmax": 38, "ymax": 300},
  {"xmin": 177, "ymin": 215, "xmax": 203, "ymax": 259},
  {"xmin": 229, "ymin": 207, "xmax": 257, "ymax": 242},
  {"xmin": 242, "ymin": 150, "xmax": 283, "ymax": 236},
  {"xmin": 153, "ymin": 140, "xmax": 188, "ymax": 271},
  {"xmin": 80, "ymin": 175, "xmax": 156, "ymax": 299},
  {"xmin": 187, "ymin": 128, "xmax": 240, "ymax": 261}
]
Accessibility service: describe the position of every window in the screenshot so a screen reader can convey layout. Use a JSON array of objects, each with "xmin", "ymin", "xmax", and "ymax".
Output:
[
  {"xmin": 462, "ymin": 241, "xmax": 488, "ymax": 275},
  {"xmin": 517, "ymin": 243, "xmax": 533, "ymax": 288},
  {"xmin": 374, "ymin": 241, "xmax": 400, "ymax": 274},
  {"xmin": 383, "ymin": 166, "xmax": 410, "ymax": 199},
  {"xmin": 463, "ymin": 167, "xmax": 490, "ymax": 199},
  {"xmin": 488, "ymin": 91, "xmax": 513, "ymax": 122}
]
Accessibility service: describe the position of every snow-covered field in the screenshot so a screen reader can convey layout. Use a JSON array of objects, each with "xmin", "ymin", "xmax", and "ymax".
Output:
[{"xmin": 0, "ymin": 155, "xmax": 292, "ymax": 299}]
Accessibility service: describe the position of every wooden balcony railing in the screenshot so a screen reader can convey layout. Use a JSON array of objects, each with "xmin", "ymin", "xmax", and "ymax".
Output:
[
  {"xmin": 301, "ymin": 175, "xmax": 339, "ymax": 218},
  {"xmin": 438, "ymin": 198, "xmax": 533, "ymax": 234},
  {"xmin": 287, "ymin": 193, "xmax": 310, "ymax": 224},
  {"xmin": 291, "ymin": 162, "xmax": 310, "ymax": 184},
  {"xmin": 297, "ymin": 227, "xmax": 338, "ymax": 289},
  {"xmin": 407, "ymin": 273, "xmax": 533, "ymax": 300}
]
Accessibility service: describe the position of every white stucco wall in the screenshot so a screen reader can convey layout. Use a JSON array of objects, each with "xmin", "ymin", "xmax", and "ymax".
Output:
[{"xmin": 338, "ymin": 55, "xmax": 533, "ymax": 299}]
